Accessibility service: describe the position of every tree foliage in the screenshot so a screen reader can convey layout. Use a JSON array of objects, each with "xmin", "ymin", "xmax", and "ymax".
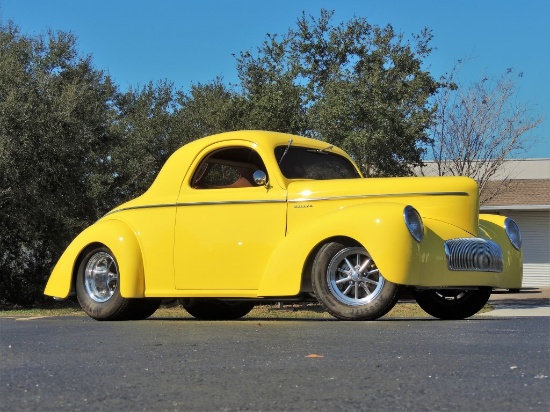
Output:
[
  {"xmin": 0, "ymin": 22, "xmax": 118, "ymax": 305},
  {"xmin": 174, "ymin": 78, "xmax": 245, "ymax": 138},
  {"xmin": 424, "ymin": 60, "xmax": 543, "ymax": 203},
  {"xmin": 237, "ymin": 10, "xmax": 439, "ymax": 176},
  {"xmin": 110, "ymin": 80, "xmax": 180, "ymax": 202}
]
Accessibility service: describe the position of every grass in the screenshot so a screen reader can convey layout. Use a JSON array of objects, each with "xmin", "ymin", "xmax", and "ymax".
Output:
[{"xmin": 0, "ymin": 300, "xmax": 493, "ymax": 319}]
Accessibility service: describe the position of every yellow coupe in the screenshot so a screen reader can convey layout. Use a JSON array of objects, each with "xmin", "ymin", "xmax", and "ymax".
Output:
[{"xmin": 44, "ymin": 130, "xmax": 523, "ymax": 321}]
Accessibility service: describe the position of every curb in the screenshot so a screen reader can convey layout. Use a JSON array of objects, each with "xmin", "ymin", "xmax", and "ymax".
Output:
[{"xmin": 485, "ymin": 287, "xmax": 550, "ymax": 317}]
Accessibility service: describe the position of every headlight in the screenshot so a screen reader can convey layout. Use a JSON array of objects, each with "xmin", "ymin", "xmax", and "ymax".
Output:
[
  {"xmin": 505, "ymin": 218, "xmax": 522, "ymax": 250},
  {"xmin": 404, "ymin": 206, "xmax": 424, "ymax": 242}
]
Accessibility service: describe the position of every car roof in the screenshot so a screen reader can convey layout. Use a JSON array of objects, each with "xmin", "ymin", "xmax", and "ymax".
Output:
[
  {"xmin": 112, "ymin": 130, "xmax": 356, "ymax": 212},
  {"xmin": 178, "ymin": 130, "xmax": 337, "ymax": 153}
]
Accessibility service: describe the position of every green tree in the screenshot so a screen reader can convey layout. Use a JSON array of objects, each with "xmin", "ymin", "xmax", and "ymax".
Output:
[
  {"xmin": 0, "ymin": 22, "xmax": 118, "ymax": 305},
  {"xmin": 236, "ymin": 10, "xmax": 439, "ymax": 176},
  {"xmin": 236, "ymin": 36, "xmax": 306, "ymax": 133},
  {"xmin": 110, "ymin": 79, "xmax": 247, "ymax": 204},
  {"xmin": 173, "ymin": 77, "xmax": 246, "ymax": 139},
  {"xmin": 110, "ymin": 80, "xmax": 179, "ymax": 203}
]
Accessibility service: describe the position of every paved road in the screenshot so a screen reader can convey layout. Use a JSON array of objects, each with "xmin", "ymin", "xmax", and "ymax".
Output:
[{"xmin": 1, "ymin": 315, "xmax": 548, "ymax": 411}]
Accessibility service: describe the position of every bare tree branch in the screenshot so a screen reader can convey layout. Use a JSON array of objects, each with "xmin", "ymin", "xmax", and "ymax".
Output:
[{"xmin": 423, "ymin": 59, "xmax": 544, "ymax": 204}]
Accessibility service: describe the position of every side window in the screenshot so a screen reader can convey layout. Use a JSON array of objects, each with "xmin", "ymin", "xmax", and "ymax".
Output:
[
  {"xmin": 192, "ymin": 147, "xmax": 267, "ymax": 189},
  {"xmin": 198, "ymin": 163, "xmax": 241, "ymax": 187}
]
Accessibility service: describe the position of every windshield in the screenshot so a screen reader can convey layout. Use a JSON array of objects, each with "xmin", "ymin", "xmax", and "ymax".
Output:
[{"xmin": 275, "ymin": 146, "xmax": 360, "ymax": 180}]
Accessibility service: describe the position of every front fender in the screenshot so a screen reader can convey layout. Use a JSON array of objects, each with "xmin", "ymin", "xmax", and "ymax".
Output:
[
  {"xmin": 258, "ymin": 202, "xmax": 415, "ymax": 296},
  {"xmin": 44, "ymin": 219, "xmax": 145, "ymax": 299},
  {"xmin": 398, "ymin": 215, "xmax": 523, "ymax": 288},
  {"xmin": 479, "ymin": 213, "xmax": 523, "ymax": 287}
]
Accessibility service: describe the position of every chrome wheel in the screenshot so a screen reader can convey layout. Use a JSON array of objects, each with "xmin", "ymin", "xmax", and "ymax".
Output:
[
  {"xmin": 83, "ymin": 251, "xmax": 119, "ymax": 303},
  {"xmin": 327, "ymin": 247, "xmax": 384, "ymax": 306},
  {"xmin": 434, "ymin": 290, "xmax": 468, "ymax": 301},
  {"xmin": 312, "ymin": 242, "xmax": 399, "ymax": 320}
]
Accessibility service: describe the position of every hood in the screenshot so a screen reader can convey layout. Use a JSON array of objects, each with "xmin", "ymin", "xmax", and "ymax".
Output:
[{"xmin": 287, "ymin": 176, "xmax": 480, "ymax": 235}]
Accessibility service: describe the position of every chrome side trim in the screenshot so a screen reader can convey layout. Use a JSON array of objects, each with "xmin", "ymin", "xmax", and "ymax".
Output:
[
  {"xmin": 444, "ymin": 238, "xmax": 503, "ymax": 273},
  {"xmin": 177, "ymin": 199, "xmax": 287, "ymax": 206},
  {"xmin": 107, "ymin": 199, "xmax": 287, "ymax": 215},
  {"xmin": 289, "ymin": 191, "xmax": 469, "ymax": 203},
  {"xmin": 106, "ymin": 191, "xmax": 468, "ymax": 214},
  {"xmin": 105, "ymin": 203, "xmax": 177, "ymax": 215}
]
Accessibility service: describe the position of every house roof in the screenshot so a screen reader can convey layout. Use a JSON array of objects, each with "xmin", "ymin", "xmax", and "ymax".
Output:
[
  {"xmin": 417, "ymin": 159, "xmax": 549, "ymax": 210},
  {"xmin": 481, "ymin": 179, "xmax": 550, "ymax": 210}
]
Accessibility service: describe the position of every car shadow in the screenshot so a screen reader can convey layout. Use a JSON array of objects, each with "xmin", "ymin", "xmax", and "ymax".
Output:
[{"xmin": 147, "ymin": 316, "xmax": 452, "ymax": 322}]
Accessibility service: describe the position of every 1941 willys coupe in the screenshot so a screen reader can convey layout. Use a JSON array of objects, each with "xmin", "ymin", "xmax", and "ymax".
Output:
[{"xmin": 45, "ymin": 130, "xmax": 523, "ymax": 321}]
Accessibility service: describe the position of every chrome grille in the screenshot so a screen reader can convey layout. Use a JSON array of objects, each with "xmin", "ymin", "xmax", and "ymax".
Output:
[{"xmin": 444, "ymin": 238, "xmax": 503, "ymax": 273}]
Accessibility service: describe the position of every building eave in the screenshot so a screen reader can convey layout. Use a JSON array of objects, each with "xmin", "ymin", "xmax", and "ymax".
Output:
[{"xmin": 481, "ymin": 205, "xmax": 550, "ymax": 211}]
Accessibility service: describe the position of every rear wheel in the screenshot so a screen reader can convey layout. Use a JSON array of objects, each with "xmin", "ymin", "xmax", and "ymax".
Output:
[
  {"xmin": 413, "ymin": 288, "xmax": 492, "ymax": 319},
  {"xmin": 312, "ymin": 242, "xmax": 399, "ymax": 320},
  {"xmin": 76, "ymin": 246, "xmax": 132, "ymax": 320},
  {"xmin": 76, "ymin": 246, "xmax": 159, "ymax": 320},
  {"xmin": 180, "ymin": 299, "xmax": 255, "ymax": 320}
]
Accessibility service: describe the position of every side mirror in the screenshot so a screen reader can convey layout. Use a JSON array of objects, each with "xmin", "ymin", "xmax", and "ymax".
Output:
[{"xmin": 252, "ymin": 170, "xmax": 268, "ymax": 187}]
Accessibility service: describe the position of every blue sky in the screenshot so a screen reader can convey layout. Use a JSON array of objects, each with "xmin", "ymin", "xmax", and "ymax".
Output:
[{"xmin": 1, "ymin": 0, "xmax": 548, "ymax": 158}]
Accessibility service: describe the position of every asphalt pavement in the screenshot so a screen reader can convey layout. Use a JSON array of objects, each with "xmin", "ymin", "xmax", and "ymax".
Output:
[
  {"xmin": 1, "ymin": 288, "xmax": 548, "ymax": 411},
  {"xmin": 2, "ymin": 316, "xmax": 549, "ymax": 411},
  {"xmin": 485, "ymin": 287, "xmax": 550, "ymax": 317}
]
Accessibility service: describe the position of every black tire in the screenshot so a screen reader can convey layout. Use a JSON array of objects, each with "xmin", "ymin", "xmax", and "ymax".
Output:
[
  {"xmin": 180, "ymin": 299, "xmax": 255, "ymax": 320},
  {"xmin": 76, "ymin": 246, "xmax": 157, "ymax": 320},
  {"xmin": 413, "ymin": 288, "xmax": 492, "ymax": 320},
  {"xmin": 312, "ymin": 242, "xmax": 400, "ymax": 320},
  {"xmin": 76, "ymin": 246, "xmax": 133, "ymax": 321},
  {"xmin": 126, "ymin": 298, "xmax": 162, "ymax": 320}
]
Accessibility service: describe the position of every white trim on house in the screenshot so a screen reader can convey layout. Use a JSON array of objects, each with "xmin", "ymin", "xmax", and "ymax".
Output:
[{"xmin": 481, "ymin": 205, "xmax": 550, "ymax": 211}]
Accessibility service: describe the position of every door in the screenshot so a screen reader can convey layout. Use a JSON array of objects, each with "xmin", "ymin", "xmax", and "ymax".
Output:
[{"xmin": 174, "ymin": 144, "xmax": 287, "ymax": 293}]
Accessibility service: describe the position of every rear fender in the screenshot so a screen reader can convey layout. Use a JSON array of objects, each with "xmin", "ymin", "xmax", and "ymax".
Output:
[{"xmin": 44, "ymin": 219, "xmax": 145, "ymax": 299}]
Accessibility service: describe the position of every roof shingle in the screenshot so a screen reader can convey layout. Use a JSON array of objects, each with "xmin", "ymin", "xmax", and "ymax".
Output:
[{"xmin": 481, "ymin": 179, "xmax": 550, "ymax": 206}]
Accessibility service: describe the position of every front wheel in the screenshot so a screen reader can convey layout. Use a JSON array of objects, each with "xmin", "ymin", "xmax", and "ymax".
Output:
[
  {"xmin": 413, "ymin": 288, "xmax": 492, "ymax": 320},
  {"xmin": 180, "ymin": 299, "xmax": 255, "ymax": 320},
  {"xmin": 312, "ymin": 243, "xmax": 400, "ymax": 320}
]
